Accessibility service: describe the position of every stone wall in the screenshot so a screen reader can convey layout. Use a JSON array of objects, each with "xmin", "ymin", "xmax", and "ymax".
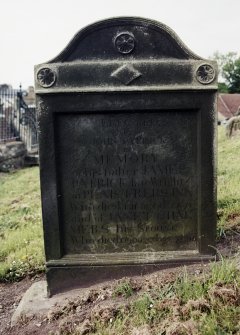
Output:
[{"xmin": 0, "ymin": 142, "xmax": 27, "ymax": 172}]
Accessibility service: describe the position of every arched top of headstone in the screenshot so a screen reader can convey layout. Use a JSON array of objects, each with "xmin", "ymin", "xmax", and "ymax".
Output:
[
  {"xmin": 35, "ymin": 17, "xmax": 217, "ymax": 93},
  {"xmin": 49, "ymin": 17, "xmax": 202, "ymax": 63}
]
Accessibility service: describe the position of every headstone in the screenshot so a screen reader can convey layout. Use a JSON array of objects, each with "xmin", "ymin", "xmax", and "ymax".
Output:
[
  {"xmin": 35, "ymin": 17, "xmax": 218, "ymax": 296},
  {"xmin": 226, "ymin": 116, "xmax": 240, "ymax": 137}
]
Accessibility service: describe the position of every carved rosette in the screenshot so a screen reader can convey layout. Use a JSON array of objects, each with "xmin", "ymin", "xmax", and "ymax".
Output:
[
  {"xmin": 196, "ymin": 64, "xmax": 215, "ymax": 84},
  {"xmin": 114, "ymin": 32, "xmax": 135, "ymax": 54},
  {"xmin": 37, "ymin": 68, "xmax": 56, "ymax": 88}
]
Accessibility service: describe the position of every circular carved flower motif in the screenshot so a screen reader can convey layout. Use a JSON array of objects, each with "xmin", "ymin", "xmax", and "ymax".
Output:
[
  {"xmin": 37, "ymin": 68, "xmax": 56, "ymax": 88},
  {"xmin": 115, "ymin": 33, "xmax": 135, "ymax": 54},
  {"xmin": 196, "ymin": 64, "xmax": 215, "ymax": 84}
]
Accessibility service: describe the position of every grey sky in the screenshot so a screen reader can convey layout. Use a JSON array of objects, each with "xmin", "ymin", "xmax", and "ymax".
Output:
[{"xmin": 0, "ymin": 0, "xmax": 239, "ymax": 88}]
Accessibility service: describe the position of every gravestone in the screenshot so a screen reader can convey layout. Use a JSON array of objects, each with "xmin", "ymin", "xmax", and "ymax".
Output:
[
  {"xmin": 226, "ymin": 116, "xmax": 240, "ymax": 137},
  {"xmin": 35, "ymin": 17, "xmax": 218, "ymax": 296}
]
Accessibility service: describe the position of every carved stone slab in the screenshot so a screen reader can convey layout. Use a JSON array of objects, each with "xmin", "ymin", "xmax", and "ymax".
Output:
[{"xmin": 35, "ymin": 17, "xmax": 218, "ymax": 296}]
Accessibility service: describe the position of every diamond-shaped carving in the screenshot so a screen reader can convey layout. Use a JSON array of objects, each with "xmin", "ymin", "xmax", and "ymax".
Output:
[{"xmin": 111, "ymin": 64, "xmax": 141, "ymax": 85}]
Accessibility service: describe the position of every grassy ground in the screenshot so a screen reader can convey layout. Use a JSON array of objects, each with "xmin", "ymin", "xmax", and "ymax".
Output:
[
  {"xmin": 0, "ymin": 126, "xmax": 240, "ymax": 334},
  {"xmin": 42, "ymin": 259, "xmax": 239, "ymax": 335},
  {"xmin": 217, "ymin": 126, "xmax": 240, "ymax": 236},
  {"xmin": 86, "ymin": 260, "xmax": 240, "ymax": 335},
  {"xmin": 0, "ymin": 167, "xmax": 44, "ymax": 281}
]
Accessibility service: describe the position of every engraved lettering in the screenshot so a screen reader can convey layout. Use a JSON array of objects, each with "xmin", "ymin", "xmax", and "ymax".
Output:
[{"xmin": 57, "ymin": 112, "xmax": 198, "ymax": 253}]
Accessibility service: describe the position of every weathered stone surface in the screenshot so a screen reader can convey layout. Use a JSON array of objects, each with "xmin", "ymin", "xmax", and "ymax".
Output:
[
  {"xmin": 35, "ymin": 17, "xmax": 218, "ymax": 295},
  {"xmin": 0, "ymin": 141, "xmax": 26, "ymax": 172},
  {"xmin": 11, "ymin": 280, "xmax": 100, "ymax": 326},
  {"xmin": 226, "ymin": 116, "xmax": 240, "ymax": 137},
  {"xmin": 57, "ymin": 111, "xmax": 198, "ymax": 254}
]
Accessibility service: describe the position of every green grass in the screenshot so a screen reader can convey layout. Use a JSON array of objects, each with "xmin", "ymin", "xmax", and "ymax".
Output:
[
  {"xmin": 0, "ymin": 167, "xmax": 44, "ymax": 281},
  {"xmin": 217, "ymin": 126, "xmax": 240, "ymax": 235},
  {"xmin": 86, "ymin": 259, "xmax": 240, "ymax": 335},
  {"xmin": 113, "ymin": 279, "xmax": 134, "ymax": 298}
]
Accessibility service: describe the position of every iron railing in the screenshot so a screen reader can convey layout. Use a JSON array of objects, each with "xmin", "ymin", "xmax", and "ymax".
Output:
[
  {"xmin": 0, "ymin": 86, "xmax": 38, "ymax": 152},
  {"xmin": 0, "ymin": 88, "xmax": 19, "ymax": 142}
]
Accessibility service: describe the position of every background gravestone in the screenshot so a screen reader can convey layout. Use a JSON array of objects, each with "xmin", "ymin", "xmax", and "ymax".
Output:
[
  {"xmin": 226, "ymin": 116, "xmax": 240, "ymax": 137},
  {"xmin": 35, "ymin": 17, "xmax": 218, "ymax": 296}
]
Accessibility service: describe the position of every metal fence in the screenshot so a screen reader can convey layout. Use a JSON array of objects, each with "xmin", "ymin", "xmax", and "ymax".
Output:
[
  {"xmin": 0, "ymin": 88, "xmax": 19, "ymax": 142},
  {"xmin": 0, "ymin": 87, "xmax": 38, "ymax": 152}
]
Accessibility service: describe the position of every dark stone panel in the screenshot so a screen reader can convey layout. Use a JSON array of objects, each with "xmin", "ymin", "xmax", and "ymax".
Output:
[{"xmin": 55, "ymin": 111, "xmax": 198, "ymax": 255}]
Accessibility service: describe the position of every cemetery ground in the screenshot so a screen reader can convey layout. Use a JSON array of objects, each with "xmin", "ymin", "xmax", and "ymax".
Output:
[{"xmin": 0, "ymin": 126, "xmax": 239, "ymax": 335}]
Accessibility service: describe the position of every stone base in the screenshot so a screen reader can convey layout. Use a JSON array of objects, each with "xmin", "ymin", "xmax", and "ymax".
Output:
[
  {"xmin": 11, "ymin": 280, "xmax": 93, "ymax": 326},
  {"xmin": 46, "ymin": 252, "xmax": 216, "ymax": 296},
  {"xmin": 0, "ymin": 141, "xmax": 26, "ymax": 172}
]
